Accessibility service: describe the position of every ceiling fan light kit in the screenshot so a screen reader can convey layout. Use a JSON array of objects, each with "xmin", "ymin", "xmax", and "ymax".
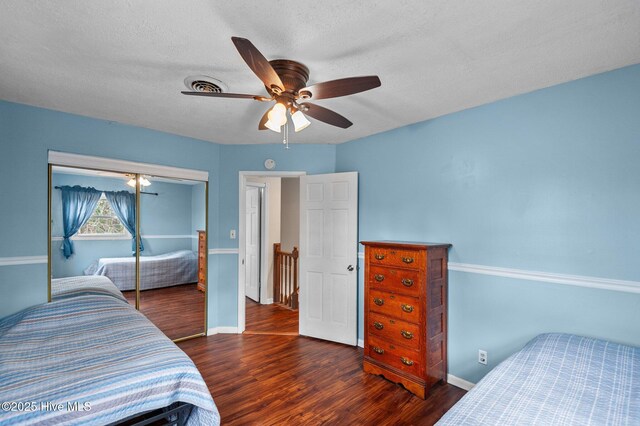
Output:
[
  {"xmin": 126, "ymin": 175, "xmax": 151, "ymax": 187},
  {"xmin": 182, "ymin": 37, "xmax": 381, "ymax": 147},
  {"xmin": 291, "ymin": 109, "xmax": 311, "ymax": 132}
]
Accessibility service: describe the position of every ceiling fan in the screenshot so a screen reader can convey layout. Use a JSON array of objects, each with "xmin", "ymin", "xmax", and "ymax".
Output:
[{"xmin": 182, "ymin": 37, "xmax": 381, "ymax": 134}]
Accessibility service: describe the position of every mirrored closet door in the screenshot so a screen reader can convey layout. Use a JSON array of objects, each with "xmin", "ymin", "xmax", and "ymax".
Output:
[
  {"xmin": 50, "ymin": 166, "xmax": 138, "ymax": 309},
  {"xmin": 49, "ymin": 162, "xmax": 207, "ymax": 342},
  {"xmin": 139, "ymin": 175, "xmax": 206, "ymax": 340}
]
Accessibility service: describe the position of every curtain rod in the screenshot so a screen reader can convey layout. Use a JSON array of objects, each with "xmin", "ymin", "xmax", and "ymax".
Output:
[{"xmin": 54, "ymin": 186, "xmax": 158, "ymax": 196}]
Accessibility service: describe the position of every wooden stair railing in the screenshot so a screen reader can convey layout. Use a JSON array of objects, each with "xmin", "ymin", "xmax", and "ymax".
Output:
[{"xmin": 274, "ymin": 243, "xmax": 299, "ymax": 310}]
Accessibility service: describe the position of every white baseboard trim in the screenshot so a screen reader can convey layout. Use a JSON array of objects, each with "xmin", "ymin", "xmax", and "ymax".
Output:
[
  {"xmin": 448, "ymin": 262, "xmax": 640, "ymax": 294},
  {"xmin": 357, "ymin": 338, "xmax": 364, "ymax": 348},
  {"xmin": 207, "ymin": 326, "xmax": 240, "ymax": 335},
  {"xmin": 0, "ymin": 255, "xmax": 48, "ymax": 267},
  {"xmin": 208, "ymin": 248, "xmax": 239, "ymax": 255},
  {"xmin": 263, "ymin": 298, "xmax": 274, "ymax": 304},
  {"xmin": 447, "ymin": 374, "xmax": 475, "ymax": 391}
]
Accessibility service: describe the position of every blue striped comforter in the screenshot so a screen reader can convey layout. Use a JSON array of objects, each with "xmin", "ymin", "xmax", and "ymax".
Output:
[
  {"xmin": 84, "ymin": 250, "xmax": 197, "ymax": 291},
  {"xmin": 0, "ymin": 291, "xmax": 219, "ymax": 425},
  {"xmin": 438, "ymin": 333, "xmax": 640, "ymax": 425},
  {"xmin": 51, "ymin": 275, "xmax": 128, "ymax": 302}
]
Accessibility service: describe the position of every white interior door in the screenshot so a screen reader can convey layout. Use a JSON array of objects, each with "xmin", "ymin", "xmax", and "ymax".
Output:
[
  {"xmin": 245, "ymin": 186, "xmax": 261, "ymax": 302},
  {"xmin": 299, "ymin": 172, "xmax": 358, "ymax": 345}
]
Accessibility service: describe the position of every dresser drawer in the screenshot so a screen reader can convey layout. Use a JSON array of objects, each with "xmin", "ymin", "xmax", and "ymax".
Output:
[
  {"xmin": 368, "ymin": 247, "xmax": 423, "ymax": 270},
  {"xmin": 368, "ymin": 312, "xmax": 421, "ymax": 351},
  {"xmin": 368, "ymin": 335, "xmax": 423, "ymax": 377},
  {"xmin": 369, "ymin": 289, "xmax": 421, "ymax": 324},
  {"xmin": 369, "ymin": 265, "xmax": 422, "ymax": 297}
]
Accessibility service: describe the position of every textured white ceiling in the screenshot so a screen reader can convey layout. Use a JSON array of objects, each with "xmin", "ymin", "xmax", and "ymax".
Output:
[{"xmin": 1, "ymin": 1, "xmax": 639, "ymax": 145}]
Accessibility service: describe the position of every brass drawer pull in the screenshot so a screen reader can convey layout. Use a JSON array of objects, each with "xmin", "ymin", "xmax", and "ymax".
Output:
[
  {"xmin": 401, "ymin": 304, "xmax": 414, "ymax": 313},
  {"xmin": 374, "ymin": 253, "xmax": 386, "ymax": 260},
  {"xmin": 400, "ymin": 357, "xmax": 414, "ymax": 366},
  {"xmin": 372, "ymin": 346, "xmax": 384, "ymax": 355},
  {"xmin": 401, "ymin": 330, "xmax": 413, "ymax": 339},
  {"xmin": 373, "ymin": 297, "xmax": 384, "ymax": 306},
  {"xmin": 373, "ymin": 321, "xmax": 384, "ymax": 330},
  {"xmin": 401, "ymin": 278, "xmax": 413, "ymax": 287},
  {"xmin": 402, "ymin": 257, "xmax": 414, "ymax": 264},
  {"xmin": 374, "ymin": 274, "xmax": 385, "ymax": 282}
]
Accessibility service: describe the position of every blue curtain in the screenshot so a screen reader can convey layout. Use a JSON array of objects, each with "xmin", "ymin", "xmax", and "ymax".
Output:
[
  {"xmin": 104, "ymin": 190, "xmax": 143, "ymax": 253},
  {"xmin": 60, "ymin": 186, "xmax": 102, "ymax": 259}
]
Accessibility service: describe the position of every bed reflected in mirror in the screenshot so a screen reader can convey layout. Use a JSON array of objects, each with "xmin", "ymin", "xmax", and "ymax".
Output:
[
  {"xmin": 50, "ymin": 166, "xmax": 138, "ymax": 307},
  {"xmin": 138, "ymin": 176, "xmax": 206, "ymax": 340}
]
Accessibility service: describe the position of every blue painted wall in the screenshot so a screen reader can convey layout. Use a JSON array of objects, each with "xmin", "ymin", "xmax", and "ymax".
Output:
[
  {"xmin": 0, "ymin": 100, "xmax": 338, "ymax": 328},
  {"xmin": 337, "ymin": 64, "xmax": 640, "ymax": 383},
  {"xmin": 51, "ymin": 173, "xmax": 199, "ymax": 277},
  {"xmin": 0, "ymin": 101, "xmax": 221, "ymax": 321},
  {"xmin": 191, "ymin": 183, "xmax": 206, "ymax": 252},
  {"xmin": 213, "ymin": 144, "xmax": 337, "ymax": 327}
]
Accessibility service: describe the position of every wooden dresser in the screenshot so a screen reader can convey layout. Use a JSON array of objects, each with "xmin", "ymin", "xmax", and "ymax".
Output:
[
  {"xmin": 361, "ymin": 241, "xmax": 451, "ymax": 399},
  {"xmin": 197, "ymin": 230, "xmax": 206, "ymax": 292}
]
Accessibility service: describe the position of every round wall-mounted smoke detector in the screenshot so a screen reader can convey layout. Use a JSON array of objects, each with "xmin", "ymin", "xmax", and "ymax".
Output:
[{"xmin": 184, "ymin": 75, "xmax": 228, "ymax": 93}]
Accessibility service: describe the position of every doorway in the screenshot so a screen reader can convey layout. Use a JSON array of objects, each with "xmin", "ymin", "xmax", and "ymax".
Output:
[
  {"xmin": 241, "ymin": 174, "xmax": 301, "ymax": 335},
  {"xmin": 238, "ymin": 170, "xmax": 359, "ymax": 346}
]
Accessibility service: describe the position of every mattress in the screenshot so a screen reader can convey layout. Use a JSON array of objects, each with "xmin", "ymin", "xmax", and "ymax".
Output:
[
  {"xmin": 0, "ymin": 291, "xmax": 219, "ymax": 425},
  {"xmin": 51, "ymin": 275, "xmax": 127, "ymax": 302},
  {"xmin": 84, "ymin": 249, "xmax": 197, "ymax": 291},
  {"xmin": 437, "ymin": 333, "xmax": 640, "ymax": 425}
]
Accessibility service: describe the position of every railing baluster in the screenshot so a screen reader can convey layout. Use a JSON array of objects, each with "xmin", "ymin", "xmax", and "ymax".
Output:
[{"xmin": 272, "ymin": 244, "xmax": 299, "ymax": 310}]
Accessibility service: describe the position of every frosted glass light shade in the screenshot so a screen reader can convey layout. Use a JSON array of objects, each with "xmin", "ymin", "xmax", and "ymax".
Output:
[
  {"xmin": 291, "ymin": 110, "xmax": 311, "ymax": 132},
  {"xmin": 264, "ymin": 119, "xmax": 281, "ymax": 133},
  {"xmin": 268, "ymin": 103, "xmax": 287, "ymax": 126},
  {"xmin": 127, "ymin": 176, "xmax": 151, "ymax": 187}
]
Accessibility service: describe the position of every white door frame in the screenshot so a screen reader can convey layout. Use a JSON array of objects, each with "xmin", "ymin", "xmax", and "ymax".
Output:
[{"xmin": 237, "ymin": 171, "xmax": 306, "ymax": 333}]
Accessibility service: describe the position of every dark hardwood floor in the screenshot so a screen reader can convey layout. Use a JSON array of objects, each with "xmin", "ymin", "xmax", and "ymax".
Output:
[
  {"xmin": 123, "ymin": 283, "xmax": 205, "ymax": 340},
  {"xmin": 178, "ymin": 334, "xmax": 466, "ymax": 425},
  {"xmin": 244, "ymin": 297, "xmax": 299, "ymax": 335}
]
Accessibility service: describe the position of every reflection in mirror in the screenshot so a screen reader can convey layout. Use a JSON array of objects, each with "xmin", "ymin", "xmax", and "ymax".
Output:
[
  {"xmin": 50, "ymin": 166, "xmax": 137, "ymax": 307},
  {"xmin": 139, "ymin": 176, "xmax": 206, "ymax": 340}
]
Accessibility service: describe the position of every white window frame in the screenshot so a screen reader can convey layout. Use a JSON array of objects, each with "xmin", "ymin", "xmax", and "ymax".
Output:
[{"xmin": 74, "ymin": 194, "xmax": 131, "ymax": 240}]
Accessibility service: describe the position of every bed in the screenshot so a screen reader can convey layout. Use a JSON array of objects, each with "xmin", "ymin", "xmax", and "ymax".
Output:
[
  {"xmin": 52, "ymin": 275, "xmax": 128, "ymax": 302},
  {"xmin": 0, "ymin": 277, "xmax": 220, "ymax": 426},
  {"xmin": 437, "ymin": 333, "xmax": 640, "ymax": 425},
  {"xmin": 84, "ymin": 249, "xmax": 198, "ymax": 291}
]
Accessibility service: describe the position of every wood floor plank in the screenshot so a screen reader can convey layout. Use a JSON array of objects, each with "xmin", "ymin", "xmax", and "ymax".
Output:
[
  {"xmin": 178, "ymin": 334, "xmax": 465, "ymax": 425},
  {"xmin": 123, "ymin": 283, "xmax": 204, "ymax": 340},
  {"xmin": 244, "ymin": 297, "xmax": 299, "ymax": 335}
]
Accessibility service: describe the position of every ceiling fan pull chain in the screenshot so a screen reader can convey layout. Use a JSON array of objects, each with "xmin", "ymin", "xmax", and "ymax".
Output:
[{"xmin": 283, "ymin": 120, "xmax": 290, "ymax": 150}]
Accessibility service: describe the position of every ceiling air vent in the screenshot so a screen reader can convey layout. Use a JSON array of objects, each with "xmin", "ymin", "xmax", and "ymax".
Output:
[{"xmin": 184, "ymin": 76, "xmax": 228, "ymax": 93}]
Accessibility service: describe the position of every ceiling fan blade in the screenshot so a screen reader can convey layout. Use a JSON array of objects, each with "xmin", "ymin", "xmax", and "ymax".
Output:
[
  {"xmin": 301, "ymin": 103, "xmax": 353, "ymax": 129},
  {"xmin": 231, "ymin": 37, "xmax": 284, "ymax": 92},
  {"xmin": 300, "ymin": 76, "xmax": 381, "ymax": 100},
  {"xmin": 258, "ymin": 109, "xmax": 270, "ymax": 130},
  {"xmin": 181, "ymin": 91, "xmax": 270, "ymax": 101}
]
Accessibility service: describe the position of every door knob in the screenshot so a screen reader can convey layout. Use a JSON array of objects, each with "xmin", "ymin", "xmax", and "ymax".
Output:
[{"xmin": 347, "ymin": 265, "xmax": 354, "ymax": 271}]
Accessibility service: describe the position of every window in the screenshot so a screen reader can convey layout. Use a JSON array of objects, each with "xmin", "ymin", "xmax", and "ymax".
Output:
[{"xmin": 77, "ymin": 194, "xmax": 129, "ymax": 238}]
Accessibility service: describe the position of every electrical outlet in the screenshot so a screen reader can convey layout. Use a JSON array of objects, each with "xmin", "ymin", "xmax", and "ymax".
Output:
[
  {"xmin": 478, "ymin": 349, "xmax": 488, "ymax": 365},
  {"xmin": 230, "ymin": 229, "xmax": 236, "ymax": 239}
]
